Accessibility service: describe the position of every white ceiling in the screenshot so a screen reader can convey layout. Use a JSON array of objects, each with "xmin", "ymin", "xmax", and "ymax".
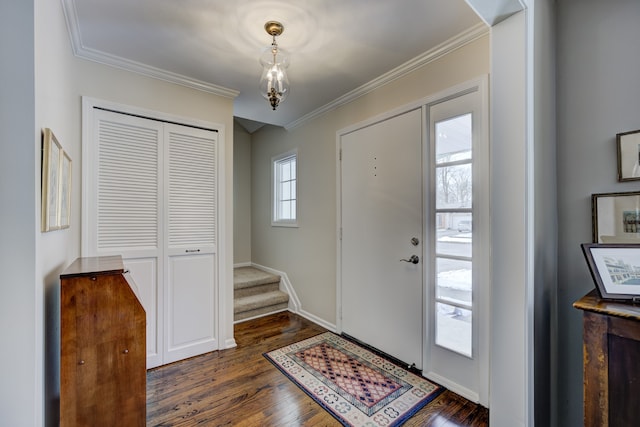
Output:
[{"xmin": 62, "ymin": 0, "xmax": 483, "ymax": 130}]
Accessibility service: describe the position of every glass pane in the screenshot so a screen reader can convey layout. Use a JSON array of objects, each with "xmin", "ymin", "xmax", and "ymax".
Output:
[
  {"xmin": 435, "ymin": 163, "xmax": 472, "ymax": 209},
  {"xmin": 279, "ymin": 201, "xmax": 292, "ymax": 219},
  {"xmin": 281, "ymin": 181, "xmax": 291, "ymax": 200},
  {"xmin": 436, "ymin": 258, "xmax": 472, "ymax": 305},
  {"xmin": 435, "ymin": 114, "xmax": 472, "ymax": 164},
  {"xmin": 291, "ymin": 180, "xmax": 296, "ymax": 200},
  {"xmin": 290, "ymin": 159, "xmax": 296, "ymax": 179},
  {"xmin": 280, "ymin": 161, "xmax": 291, "ymax": 181},
  {"xmin": 435, "ymin": 213, "xmax": 472, "ymax": 257},
  {"xmin": 435, "ymin": 302, "xmax": 472, "ymax": 357},
  {"xmin": 291, "ymin": 200, "xmax": 296, "ymax": 220}
]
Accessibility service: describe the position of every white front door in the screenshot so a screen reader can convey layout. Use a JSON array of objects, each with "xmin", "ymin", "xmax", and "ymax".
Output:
[{"xmin": 340, "ymin": 108, "xmax": 423, "ymax": 369}]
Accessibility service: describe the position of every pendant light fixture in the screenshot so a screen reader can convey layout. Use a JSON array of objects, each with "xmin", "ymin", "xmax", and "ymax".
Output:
[{"xmin": 259, "ymin": 21, "xmax": 289, "ymax": 111}]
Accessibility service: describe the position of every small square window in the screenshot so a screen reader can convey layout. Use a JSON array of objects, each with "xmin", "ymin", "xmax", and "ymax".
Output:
[{"xmin": 272, "ymin": 150, "xmax": 297, "ymax": 227}]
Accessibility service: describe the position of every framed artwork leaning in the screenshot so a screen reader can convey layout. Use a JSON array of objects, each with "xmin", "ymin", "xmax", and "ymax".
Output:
[
  {"xmin": 582, "ymin": 243, "xmax": 640, "ymax": 301},
  {"xmin": 41, "ymin": 128, "xmax": 72, "ymax": 232}
]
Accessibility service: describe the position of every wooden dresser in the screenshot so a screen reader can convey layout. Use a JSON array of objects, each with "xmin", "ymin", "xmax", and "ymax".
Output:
[
  {"xmin": 60, "ymin": 256, "xmax": 146, "ymax": 426},
  {"xmin": 574, "ymin": 290, "xmax": 640, "ymax": 427}
]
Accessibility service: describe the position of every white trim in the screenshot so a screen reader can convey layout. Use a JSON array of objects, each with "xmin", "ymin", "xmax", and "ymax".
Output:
[
  {"xmin": 425, "ymin": 371, "xmax": 480, "ymax": 403},
  {"xmin": 61, "ymin": 0, "xmax": 238, "ymax": 99},
  {"xmin": 286, "ymin": 23, "xmax": 489, "ymax": 130},
  {"xmin": 296, "ymin": 309, "xmax": 337, "ymax": 333},
  {"xmin": 223, "ymin": 338, "xmax": 237, "ymax": 349},
  {"xmin": 251, "ymin": 262, "xmax": 301, "ymax": 313},
  {"xmin": 233, "ymin": 261, "xmax": 252, "ymax": 268},
  {"xmin": 524, "ymin": 3, "xmax": 535, "ymax": 426},
  {"xmin": 464, "ymin": 0, "xmax": 525, "ymax": 26}
]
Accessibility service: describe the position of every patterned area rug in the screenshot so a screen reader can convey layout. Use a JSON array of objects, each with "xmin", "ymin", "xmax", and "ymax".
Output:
[{"xmin": 264, "ymin": 332, "xmax": 443, "ymax": 427}]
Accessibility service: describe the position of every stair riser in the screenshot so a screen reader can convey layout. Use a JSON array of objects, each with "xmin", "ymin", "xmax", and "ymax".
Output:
[
  {"xmin": 234, "ymin": 303, "xmax": 290, "ymax": 322},
  {"xmin": 234, "ymin": 282, "xmax": 280, "ymax": 298}
]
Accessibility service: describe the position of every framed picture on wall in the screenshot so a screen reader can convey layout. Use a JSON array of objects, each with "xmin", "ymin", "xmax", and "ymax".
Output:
[
  {"xmin": 581, "ymin": 243, "xmax": 640, "ymax": 301},
  {"xmin": 592, "ymin": 191, "xmax": 640, "ymax": 243},
  {"xmin": 617, "ymin": 129, "xmax": 640, "ymax": 181},
  {"xmin": 41, "ymin": 128, "xmax": 72, "ymax": 232},
  {"xmin": 59, "ymin": 149, "xmax": 72, "ymax": 229},
  {"xmin": 42, "ymin": 128, "xmax": 62, "ymax": 232}
]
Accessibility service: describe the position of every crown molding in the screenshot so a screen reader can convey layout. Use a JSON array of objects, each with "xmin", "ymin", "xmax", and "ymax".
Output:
[
  {"xmin": 61, "ymin": 0, "xmax": 239, "ymax": 99},
  {"xmin": 284, "ymin": 23, "xmax": 489, "ymax": 130}
]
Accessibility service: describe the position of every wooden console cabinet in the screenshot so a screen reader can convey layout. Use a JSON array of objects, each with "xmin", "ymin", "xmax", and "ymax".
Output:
[
  {"xmin": 574, "ymin": 290, "xmax": 640, "ymax": 427},
  {"xmin": 60, "ymin": 256, "xmax": 146, "ymax": 426}
]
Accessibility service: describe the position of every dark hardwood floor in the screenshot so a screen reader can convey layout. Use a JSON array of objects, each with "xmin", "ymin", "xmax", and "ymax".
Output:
[{"xmin": 147, "ymin": 312, "xmax": 488, "ymax": 426}]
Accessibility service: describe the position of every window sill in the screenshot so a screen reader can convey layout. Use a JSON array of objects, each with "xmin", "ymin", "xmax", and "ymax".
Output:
[{"xmin": 271, "ymin": 222, "xmax": 299, "ymax": 228}]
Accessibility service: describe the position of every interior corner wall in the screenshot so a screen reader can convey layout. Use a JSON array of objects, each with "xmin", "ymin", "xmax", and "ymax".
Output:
[
  {"xmin": 530, "ymin": 1, "xmax": 558, "ymax": 426},
  {"xmin": 233, "ymin": 121, "xmax": 252, "ymax": 264},
  {"xmin": 556, "ymin": 1, "xmax": 640, "ymax": 426},
  {"xmin": 489, "ymin": 10, "xmax": 527, "ymax": 427},
  {"xmin": 0, "ymin": 1, "xmax": 38, "ymax": 426},
  {"xmin": 250, "ymin": 35, "xmax": 489, "ymax": 327},
  {"xmin": 32, "ymin": 1, "xmax": 235, "ymax": 425}
]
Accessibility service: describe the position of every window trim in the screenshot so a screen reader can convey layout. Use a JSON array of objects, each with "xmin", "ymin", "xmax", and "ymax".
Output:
[{"xmin": 271, "ymin": 149, "xmax": 298, "ymax": 227}]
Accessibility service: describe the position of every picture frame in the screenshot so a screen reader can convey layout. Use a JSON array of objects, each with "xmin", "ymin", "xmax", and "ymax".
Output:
[
  {"xmin": 592, "ymin": 191, "xmax": 640, "ymax": 244},
  {"xmin": 41, "ymin": 128, "xmax": 71, "ymax": 232},
  {"xmin": 616, "ymin": 129, "xmax": 640, "ymax": 181},
  {"xmin": 581, "ymin": 243, "xmax": 640, "ymax": 301},
  {"xmin": 42, "ymin": 128, "xmax": 62, "ymax": 232},
  {"xmin": 59, "ymin": 150, "xmax": 72, "ymax": 229}
]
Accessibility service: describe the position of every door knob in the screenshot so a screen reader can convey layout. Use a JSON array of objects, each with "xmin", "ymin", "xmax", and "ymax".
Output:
[{"xmin": 400, "ymin": 255, "xmax": 420, "ymax": 264}]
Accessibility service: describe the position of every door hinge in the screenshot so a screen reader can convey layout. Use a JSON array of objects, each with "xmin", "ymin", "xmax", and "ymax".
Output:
[{"xmin": 339, "ymin": 149, "xmax": 342, "ymax": 161}]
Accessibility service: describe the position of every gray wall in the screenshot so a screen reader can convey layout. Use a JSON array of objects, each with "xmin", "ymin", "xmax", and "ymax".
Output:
[
  {"xmin": 531, "ymin": 0, "xmax": 557, "ymax": 425},
  {"xmin": 0, "ymin": 1, "xmax": 37, "ymax": 425},
  {"xmin": 557, "ymin": 1, "xmax": 640, "ymax": 425},
  {"xmin": 233, "ymin": 121, "xmax": 252, "ymax": 264}
]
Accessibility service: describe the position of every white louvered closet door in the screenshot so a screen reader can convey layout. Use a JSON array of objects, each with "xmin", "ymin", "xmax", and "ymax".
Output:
[
  {"xmin": 84, "ymin": 107, "xmax": 219, "ymax": 368},
  {"xmin": 163, "ymin": 123, "xmax": 218, "ymax": 364},
  {"xmin": 87, "ymin": 109, "xmax": 164, "ymax": 368}
]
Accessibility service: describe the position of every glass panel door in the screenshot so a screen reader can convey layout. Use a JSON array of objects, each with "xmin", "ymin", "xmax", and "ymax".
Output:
[{"xmin": 425, "ymin": 81, "xmax": 489, "ymax": 406}]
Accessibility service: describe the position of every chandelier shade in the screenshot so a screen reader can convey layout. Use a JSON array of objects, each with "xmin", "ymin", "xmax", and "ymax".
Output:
[{"xmin": 259, "ymin": 21, "xmax": 289, "ymax": 111}]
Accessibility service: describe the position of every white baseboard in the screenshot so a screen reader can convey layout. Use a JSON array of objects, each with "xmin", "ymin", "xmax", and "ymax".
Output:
[
  {"xmin": 296, "ymin": 309, "xmax": 337, "ymax": 333},
  {"xmin": 223, "ymin": 338, "xmax": 237, "ymax": 349},
  {"xmin": 424, "ymin": 371, "xmax": 480, "ymax": 403},
  {"xmin": 233, "ymin": 261, "xmax": 252, "ymax": 268},
  {"xmin": 250, "ymin": 263, "xmax": 301, "ymax": 313}
]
